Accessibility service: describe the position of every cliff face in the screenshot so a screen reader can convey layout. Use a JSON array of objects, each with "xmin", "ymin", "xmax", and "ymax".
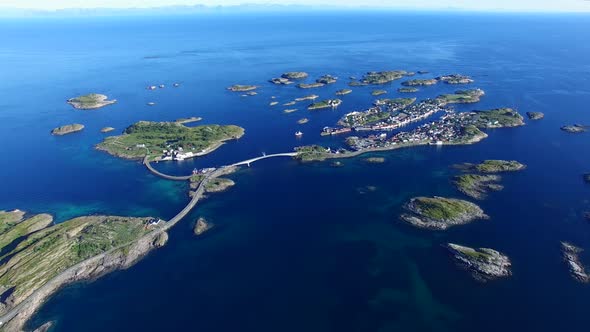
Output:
[{"xmin": 2, "ymin": 231, "xmax": 168, "ymax": 332}]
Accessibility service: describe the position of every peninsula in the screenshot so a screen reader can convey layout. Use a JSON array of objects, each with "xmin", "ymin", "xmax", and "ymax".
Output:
[
  {"xmin": 400, "ymin": 196, "xmax": 488, "ymax": 230},
  {"xmin": 67, "ymin": 94, "xmax": 116, "ymax": 110},
  {"xmin": 0, "ymin": 211, "xmax": 168, "ymax": 331},
  {"xmin": 51, "ymin": 124, "xmax": 84, "ymax": 136},
  {"xmin": 96, "ymin": 121, "xmax": 244, "ymax": 161},
  {"xmin": 446, "ymin": 243, "xmax": 512, "ymax": 281}
]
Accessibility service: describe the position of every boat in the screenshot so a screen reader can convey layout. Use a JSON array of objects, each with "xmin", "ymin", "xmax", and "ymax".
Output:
[{"xmin": 295, "ymin": 131, "xmax": 303, "ymax": 137}]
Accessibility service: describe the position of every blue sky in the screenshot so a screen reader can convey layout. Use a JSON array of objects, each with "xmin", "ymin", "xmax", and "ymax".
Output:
[{"xmin": 2, "ymin": 0, "xmax": 590, "ymax": 12}]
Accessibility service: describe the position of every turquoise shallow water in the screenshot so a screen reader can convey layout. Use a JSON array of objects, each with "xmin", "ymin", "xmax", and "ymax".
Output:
[{"xmin": 0, "ymin": 11, "xmax": 589, "ymax": 332}]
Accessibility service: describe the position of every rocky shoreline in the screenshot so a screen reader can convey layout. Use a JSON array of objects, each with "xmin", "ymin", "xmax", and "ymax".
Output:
[
  {"xmin": 561, "ymin": 242, "xmax": 589, "ymax": 283},
  {"xmin": 446, "ymin": 243, "xmax": 512, "ymax": 281},
  {"xmin": 401, "ymin": 196, "xmax": 489, "ymax": 230}
]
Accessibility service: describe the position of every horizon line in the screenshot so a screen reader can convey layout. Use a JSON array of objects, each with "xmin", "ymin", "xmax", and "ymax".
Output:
[{"xmin": 1, "ymin": 4, "xmax": 590, "ymax": 17}]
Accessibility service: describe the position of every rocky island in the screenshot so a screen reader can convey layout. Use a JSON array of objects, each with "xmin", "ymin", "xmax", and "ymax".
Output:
[
  {"xmin": 67, "ymin": 93, "xmax": 116, "ymax": 110},
  {"xmin": 400, "ymin": 196, "xmax": 488, "ymax": 230},
  {"xmin": 336, "ymin": 89, "xmax": 352, "ymax": 95},
  {"xmin": 0, "ymin": 210, "xmax": 168, "ymax": 331},
  {"xmin": 227, "ymin": 85, "xmax": 257, "ymax": 92},
  {"xmin": 454, "ymin": 174, "xmax": 503, "ymax": 200},
  {"xmin": 316, "ymin": 74, "xmax": 337, "ymax": 84},
  {"xmin": 359, "ymin": 70, "xmax": 408, "ymax": 84},
  {"xmin": 561, "ymin": 242, "xmax": 589, "ymax": 283},
  {"xmin": 526, "ymin": 112, "xmax": 544, "ymax": 120},
  {"xmin": 96, "ymin": 121, "xmax": 244, "ymax": 161},
  {"xmin": 51, "ymin": 124, "xmax": 84, "ymax": 136},
  {"xmin": 194, "ymin": 217, "xmax": 214, "ymax": 236},
  {"xmin": 437, "ymin": 74, "xmax": 474, "ymax": 84},
  {"xmin": 297, "ymin": 118, "xmax": 309, "ymax": 124},
  {"xmin": 402, "ymin": 78, "xmax": 437, "ymax": 86},
  {"xmin": 297, "ymin": 82, "xmax": 325, "ymax": 89},
  {"xmin": 446, "ymin": 243, "xmax": 512, "ymax": 281},
  {"xmin": 398, "ymin": 87, "xmax": 419, "ymax": 93},
  {"xmin": 282, "ymin": 72, "xmax": 308, "ymax": 80},
  {"xmin": 436, "ymin": 89, "xmax": 485, "ymax": 105},
  {"xmin": 457, "ymin": 160, "xmax": 527, "ymax": 173},
  {"xmin": 371, "ymin": 89, "xmax": 387, "ymax": 96},
  {"xmin": 561, "ymin": 124, "xmax": 587, "ymax": 133},
  {"xmin": 100, "ymin": 127, "xmax": 115, "ymax": 133}
]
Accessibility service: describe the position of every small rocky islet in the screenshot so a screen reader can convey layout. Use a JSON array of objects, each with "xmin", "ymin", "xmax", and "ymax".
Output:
[
  {"xmin": 67, "ymin": 93, "xmax": 116, "ymax": 110},
  {"xmin": 194, "ymin": 217, "xmax": 214, "ymax": 236},
  {"xmin": 561, "ymin": 242, "xmax": 589, "ymax": 283},
  {"xmin": 51, "ymin": 123, "xmax": 84, "ymax": 136},
  {"xmin": 526, "ymin": 111, "xmax": 544, "ymax": 120},
  {"xmin": 400, "ymin": 196, "xmax": 488, "ymax": 230},
  {"xmin": 100, "ymin": 127, "xmax": 115, "ymax": 133},
  {"xmin": 455, "ymin": 160, "xmax": 526, "ymax": 173},
  {"xmin": 561, "ymin": 124, "xmax": 588, "ymax": 133},
  {"xmin": 446, "ymin": 243, "xmax": 512, "ymax": 281}
]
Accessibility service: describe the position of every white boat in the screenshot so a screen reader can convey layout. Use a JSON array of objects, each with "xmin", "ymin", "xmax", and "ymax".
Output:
[{"xmin": 295, "ymin": 131, "xmax": 303, "ymax": 137}]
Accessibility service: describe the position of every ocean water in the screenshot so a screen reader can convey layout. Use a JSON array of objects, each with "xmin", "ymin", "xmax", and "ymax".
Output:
[{"xmin": 0, "ymin": 11, "xmax": 589, "ymax": 331}]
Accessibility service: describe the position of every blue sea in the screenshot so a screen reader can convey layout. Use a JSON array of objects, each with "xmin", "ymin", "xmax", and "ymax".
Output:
[{"xmin": 1, "ymin": 11, "xmax": 590, "ymax": 331}]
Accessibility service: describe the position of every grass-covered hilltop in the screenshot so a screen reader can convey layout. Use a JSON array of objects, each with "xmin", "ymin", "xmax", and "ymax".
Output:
[
  {"xmin": 0, "ymin": 210, "xmax": 168, "ymax": 331},
  {"xmin": 436, "ymin": 89, "xmax": 485, "ymax": 105},
  {"xmin": 96, "ymin": 121, "xmax": 244, "ymax": 161},
  {"xmin": 457, "ymin": 160, "xmax": 527, "ymax": 173},
  {"xmin": 454, "ymin": 174, "xmax": 503, "ymax": 200},
  {"xmin": 401, "ymin": 196, "xmax": 488, "ymax": 230},
  {"xmin": 67, "ymin": 93, "xmax": 117, "ymax": 110}
]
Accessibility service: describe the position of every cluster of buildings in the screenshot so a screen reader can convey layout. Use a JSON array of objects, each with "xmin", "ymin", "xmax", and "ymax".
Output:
[
  {"xmin": 327, "ymin": 100, "xmax": 446, "ymax": 135},
  {"xmin": 346, "ymin": 111, "xmax": 480, "ymax": 151},
  {"xmin": 160, "ymin": 147, "xmax": 200, "ymax": 161}
]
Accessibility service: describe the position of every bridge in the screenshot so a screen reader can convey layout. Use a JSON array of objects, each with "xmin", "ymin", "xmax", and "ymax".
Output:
[
  {"xmin": 144, "ymin": 152, "xmax": 298, "ymax": 181},
  {"xmin": 230, "ymin": 152, "xmax": 298, "ymax": 167}
]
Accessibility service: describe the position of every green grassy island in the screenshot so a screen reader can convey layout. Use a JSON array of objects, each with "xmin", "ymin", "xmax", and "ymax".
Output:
[
  {"xmin": 67, "ymin": 94, "xmax": 117, "ymax": 110},
  {"xmin": 96, "ymin": 121, "xmax": 244, "ymax": 161},
  {"xmin": 316, "ymin": 74, "xmax": 337, "ymax": 84},
  {"xmin": 371, "ymin": 90, "xmax": 387, "ymax": 96},
  {"xmin": 373, "ymin": 97, "xmax": 416, "ymax": 108},
  {"xmin": 297, "ymin": 82, "xmax": 325, "ymax": 89},
  {"xmin": 0, "ymin": 211, "xmax": 167, "ymax": 330},
  {"xmin": 401, "ymin": 196, "xmax": 488, "ymax": 230},
  {"xmin": 446, "ymin": 243, "xmax": 512, "ymax": 281},
  {"xmin": 436, "ymin": 89, "xmax": 485, "ymax": 105},
  {"xmin": 360, "ymin": 70, "xmax": 408, "ymax": 84},
  {"xmin": 402, "ymin": 79, "xmax": 437, "ymax": 86},
  {"xmin": 308, "ymin": 99, "xmax": 342, "ymax": 110},
  {"xmin": 294, "ymin": 145, "xmax": 332, "ymax": 162},
  {"xmin": 227, "ymin": 85, "xmax": 257, "ymax": 92},
  {"xmin": 51, "ymin": 124, "xmax": 84, "ymax": 136},
  {"xmin": 454, "ymin": 174, "xmax": 503, "ymax": 200},
  {"xmin": 459, "ymin": 160, "xmax": 526, "ymax": 173},
  {"xmin": 470, "ymin": 108, "xmax": 525, "ymax": 128}
]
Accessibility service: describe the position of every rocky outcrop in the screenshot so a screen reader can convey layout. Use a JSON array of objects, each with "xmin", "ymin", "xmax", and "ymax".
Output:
[
  {"xmin": 100, "ymin": 127, "xmax": 115, "ymax": 133},
  {"xmin": 50, "ymin": 124, "xmax": 84, "ymax": 136},
  {"xmin": 446, "ymin": 243, "xmax": 512, "ymax": 281},
  {"xmin": 194, "ymin": 218, "xmax": 214, "ymax": 236},
  {"xmin": 561, "ymin": 242, "xmax": 589, "ymax": 283},
  {"xmin": 526, "ymin": 112, "xmax": 544, "ymax": 120},
  {"xmin": 561, "ymin": 124, "xmax": 587, "ymax": 133},
  {"xmin": 67, "ymin": 94, "xmax": 116, "ymax": 110}
]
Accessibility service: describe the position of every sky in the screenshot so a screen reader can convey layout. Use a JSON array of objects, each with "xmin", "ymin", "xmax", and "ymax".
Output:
[{"xmin": 1, "ymin": 0, "xmax": 590, "ymax": 12}]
